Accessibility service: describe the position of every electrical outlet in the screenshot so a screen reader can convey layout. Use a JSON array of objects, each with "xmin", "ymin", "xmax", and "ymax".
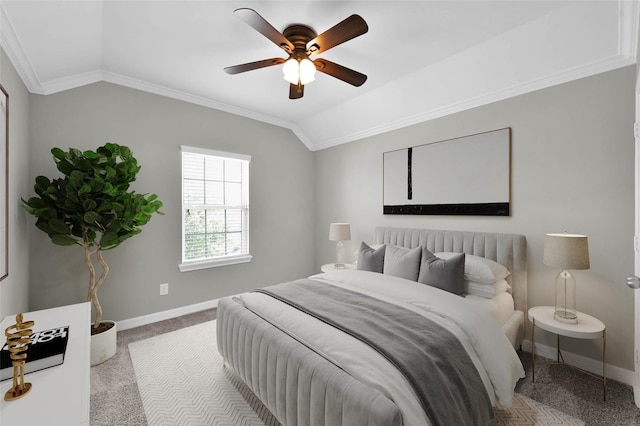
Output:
[{"xmin": 160, "ymin": 283, "xmax": 169, "ymax": 295}]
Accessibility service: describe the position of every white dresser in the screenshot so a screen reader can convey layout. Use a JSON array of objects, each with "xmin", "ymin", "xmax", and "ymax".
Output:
[{"xmin": 0, "ymin": 302, "xmax": 91, "ymax": 425}]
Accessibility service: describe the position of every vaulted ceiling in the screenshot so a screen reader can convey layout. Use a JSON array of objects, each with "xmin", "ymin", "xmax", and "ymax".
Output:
[{"xmin": 1, "ymin": 1, "xmax": 637, "ymax": 150}]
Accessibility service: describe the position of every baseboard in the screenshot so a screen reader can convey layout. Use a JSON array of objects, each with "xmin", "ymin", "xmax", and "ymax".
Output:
[
  {"xmin": 117, "ymin": 299, "xmax": 219, "ymax": 331},
  {"xmin": 522, "ymin": 339, "xmax": 634, "ymax": 386}
]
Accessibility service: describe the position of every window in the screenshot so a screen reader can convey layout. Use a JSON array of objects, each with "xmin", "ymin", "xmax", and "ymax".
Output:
[{"xmin": 179, "ymin": 146, "xmax": 251, "ymax": 272}]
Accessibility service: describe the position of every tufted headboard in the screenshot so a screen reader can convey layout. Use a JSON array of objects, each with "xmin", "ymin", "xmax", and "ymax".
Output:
[{"xmin": 374, "ymin": 227, "xmax": 528, "ymax": 316}]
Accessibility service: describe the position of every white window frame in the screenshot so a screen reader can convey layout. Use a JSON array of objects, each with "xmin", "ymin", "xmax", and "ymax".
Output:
[{"xmin": 179, "ymin": 145, "xmax": 252, "ymax": 272}]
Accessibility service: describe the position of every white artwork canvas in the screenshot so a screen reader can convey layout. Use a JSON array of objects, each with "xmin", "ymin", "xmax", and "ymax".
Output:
[{"xmin": 383, "ymin": 128, "xmax": 510, "ymax": 216}]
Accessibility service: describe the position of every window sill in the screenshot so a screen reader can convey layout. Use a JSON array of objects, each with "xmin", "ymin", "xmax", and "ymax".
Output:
[{"xmin": 179, "ymin": 254, "xmax": 253, "ymax": 272}]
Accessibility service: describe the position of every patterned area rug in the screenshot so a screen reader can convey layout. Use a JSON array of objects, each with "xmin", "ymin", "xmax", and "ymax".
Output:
[{"xmin": 129, "ymin": 321, "xmax": 584, "ymax": 426}]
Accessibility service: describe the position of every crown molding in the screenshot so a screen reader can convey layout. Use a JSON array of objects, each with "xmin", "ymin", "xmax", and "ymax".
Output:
[
  {"xmin": 309, "ymin": 53, "xmax": 636, "ymax": 151},
  {"xmin": 102, "ymin": 71, "xmax": 291, "ymax": 128},
  {"xmin": 0, "ymin": 1, "xmax": 42, "ymax": 93},
  {"xmin": 619, "ymin": 0, "xmax": 639, "ymax": 59}
]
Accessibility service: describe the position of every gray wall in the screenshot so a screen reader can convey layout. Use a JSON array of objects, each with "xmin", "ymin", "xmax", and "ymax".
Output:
[
  {"xmin": 27, "ymin": 82, "xmax": 316, "ymax": 322},
  {"xmin": 0, "ymin": 49, "xmax": 31, "ymax": 319},
  {"xmin": 315, "ymin": 66, "xmax": 636, "ymax": 371}
]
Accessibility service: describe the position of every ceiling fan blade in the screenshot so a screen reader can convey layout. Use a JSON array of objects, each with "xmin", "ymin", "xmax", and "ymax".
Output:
[
  {"xmin": 224, "ymin": 58, "xmax": 285, "ymax": 74},
  {"xmin": 234, "ymin": 8, "xmax": 295, "ymax": 53},
  {"xmin": 306, "ymin": 15, "xmax": 368, "ymax": 54},
  {"xmin": 289, "ymin": 83, "xmax": 304, "ymax": 99},
  {"xmin": 314, "ymin": 58, "xmax": 367, "ymax": 87}
]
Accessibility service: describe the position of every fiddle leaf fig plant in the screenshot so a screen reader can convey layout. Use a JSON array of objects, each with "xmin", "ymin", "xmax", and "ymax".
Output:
[{"xmin": 22, "ymin": 143, "xmax": 163, "ymax": 332}]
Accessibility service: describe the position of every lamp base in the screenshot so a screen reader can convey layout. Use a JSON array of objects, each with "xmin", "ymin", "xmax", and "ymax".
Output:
[
  {"xmin": 554, "ymin": 309, "xmax": 578, "ymax": 324},
  {"xmin": 335, "ymin": 241, "xmax": 346, "ymax": 269}
]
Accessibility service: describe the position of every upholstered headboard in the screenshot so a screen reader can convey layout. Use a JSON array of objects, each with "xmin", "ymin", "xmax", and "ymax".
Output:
[{"xmin": 374, "ymin": 227, "xmax": 528, "ymax": 315}]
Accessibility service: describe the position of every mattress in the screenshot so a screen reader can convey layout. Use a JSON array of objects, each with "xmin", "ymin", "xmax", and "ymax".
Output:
[{"xmin": 466, "ymin": 291, "xmax": 515, "ymax": 327}]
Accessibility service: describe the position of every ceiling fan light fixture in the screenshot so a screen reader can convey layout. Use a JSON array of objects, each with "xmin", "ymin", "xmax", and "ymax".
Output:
[
  {"xmin": 227, "ymin": 9, "xmax": 368, "ymax": 98},
  {"xmin": 283, "ymin": 57, "xmax": 316, "ymax": 85},
  {"xmin": 299, "ymin": 58, "xmax": 316, "ymax": 84},
  {"xmin": 282, "ymin": 58, "xmax": 299, "ymax": 84}
]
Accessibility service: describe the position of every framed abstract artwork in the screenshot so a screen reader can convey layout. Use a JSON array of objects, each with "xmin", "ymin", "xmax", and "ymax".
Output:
[
  {"xmin": 383, "ymin": 128, "xmax": 511, "ymax": 216},
  {"xmin": 0, "ymin": 84, "xmax": 7, "ymax": 281}
]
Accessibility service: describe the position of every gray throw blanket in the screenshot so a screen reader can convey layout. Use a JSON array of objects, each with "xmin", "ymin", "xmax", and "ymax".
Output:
[{"xmin": 255, "ymin": 279, "xmax": 493, "ymax": 426}]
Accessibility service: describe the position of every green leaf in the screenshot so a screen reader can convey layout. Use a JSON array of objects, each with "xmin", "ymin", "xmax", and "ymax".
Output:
[
  {"xmin": 56, "ymin": 159, "xmax": 74, "ymax": 175},
  {"xmin": 134, "ymin": 212, "xmax": 150, "ymax": 224},
  {"xmin": 35, "ymin": 176, "xmax": 51, "ymax": 192},
  {"xmin": 64, "ymin": 184, "xmax": 79, "ymax": 202},
  {"xmin": 89, "ymin": 178, "xmax": 104, "ymax": 192},
  {"xmin": 78, "ymin": 184, "xmax": 92, "ymax": 195},
  {"xmin": 51, "ymin": 147, "xmax": 66, "ymax": 161},
  {"xmin": 75, "ymin": 158, "xmax": 92, "ymax": 171},
  {"xmin": 105, "ymin": 166, "xmax": 116, "ymax": 180},
  {"xmin": 49, "ymin": 218, "xmax": 71, "ymax": 235},
  {"xmin": 100, "ymin": 231, "xmax": 119, "ymax": 248},
  {"xmin": 97, "ymin": 201, "xmax": 112, "ymax": 212},
  {"xmin": 69, "ymin": 170, "xmax": 85, "ymax": 188},
  {"xmin": 83, "ymin": 211, "xmax": 101, "ymax": 224},
  {"xmin": 111, "ymin": 202, "xmax": 124, "ymax": 213},
  {"xmin": 86, "ymin": 229, "xmax": 97, "ymax": 244},
  {"xmin": 24, "ymin": 197, "xmax": 46, "ymax": 209},
  {"xmin": 82, "ymin": 199, "xmax": 97, "ymax": 211},
  {"xmin": 35, "ymin": 220, "xmax": 53, "ymax": 235},
  {"xmin": 102, "ymin": 182, "xmax": 114, "ymax": 195},
  {"xmin": 106, "ymin": 221, "xmax": 121, "ymax": 233},
  {"xmin": 51, "ymin": 234, "xmax": 77, "ymax": 246},
  {"xmin": 71, "ymin": 224, "xmax": 84, "ymax": 238}
]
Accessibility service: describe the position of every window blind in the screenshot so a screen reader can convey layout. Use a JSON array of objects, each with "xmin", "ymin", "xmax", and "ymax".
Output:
[{"xmin": 180, "ymin": 146, "xmax": 250, "ymax": 267}]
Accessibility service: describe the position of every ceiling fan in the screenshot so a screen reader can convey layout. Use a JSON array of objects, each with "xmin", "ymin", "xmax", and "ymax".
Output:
[{"xmin": 224, "ymin": 8, "xmax": 368, "ymax": 100}]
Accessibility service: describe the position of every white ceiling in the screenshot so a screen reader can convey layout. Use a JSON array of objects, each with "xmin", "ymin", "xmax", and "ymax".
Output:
[{"xmin": 0, "ymin": 1, "xmax": 637, "ymax": 151}]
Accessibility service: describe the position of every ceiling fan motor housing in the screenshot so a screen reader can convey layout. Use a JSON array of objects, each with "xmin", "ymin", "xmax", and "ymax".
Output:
[{"xmin": 282, "ymin": 24, "xmax": 318, "ymax": 54}]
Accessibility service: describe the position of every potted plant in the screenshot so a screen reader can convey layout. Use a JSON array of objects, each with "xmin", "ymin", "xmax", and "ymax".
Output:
[{"xmin": 22, "ymin": 143, "xmax": 163, "ymax": 365}]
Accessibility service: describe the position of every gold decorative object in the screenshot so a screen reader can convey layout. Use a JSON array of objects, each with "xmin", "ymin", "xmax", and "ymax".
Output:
[{"xmin": 4, "ymin": 313, "xmax": 35, "ymax": 401}]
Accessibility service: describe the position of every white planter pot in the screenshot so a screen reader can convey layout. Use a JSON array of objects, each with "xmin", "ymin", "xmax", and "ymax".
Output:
[{"xmin": 90, "ymin": 320, "xmax": 117, "ymax": 366}]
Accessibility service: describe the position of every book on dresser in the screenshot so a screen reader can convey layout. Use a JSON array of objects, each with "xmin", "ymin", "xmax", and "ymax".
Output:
[{"xmin": 0, "ymin": 325, "xmax": 69, "ymax": 381}]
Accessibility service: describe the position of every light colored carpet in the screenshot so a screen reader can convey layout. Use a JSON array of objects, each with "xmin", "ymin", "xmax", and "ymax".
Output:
[{"xmin": 129, "ymin": 320, "xmax": 584, "ymax": 426}]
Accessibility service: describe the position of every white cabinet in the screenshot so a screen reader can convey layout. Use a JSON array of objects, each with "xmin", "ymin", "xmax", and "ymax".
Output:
[{"xmin": 1, "ymin": 302, "xmax": 91, "ymax": 425}]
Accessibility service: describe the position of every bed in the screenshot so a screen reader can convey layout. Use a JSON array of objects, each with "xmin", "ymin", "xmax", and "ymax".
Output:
[{"xmin": 217, "ymin": 227, "xmax": 527, "ymax": 425}]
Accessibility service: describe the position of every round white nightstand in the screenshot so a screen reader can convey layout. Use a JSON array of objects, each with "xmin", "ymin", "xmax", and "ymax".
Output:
[
  {"xmin": 321, "ymin": 263, "xmax": 356, "ymax": 273},
  {"xmin": 528, "ymin": 306, "xmax": 606, "ymax": 400}
]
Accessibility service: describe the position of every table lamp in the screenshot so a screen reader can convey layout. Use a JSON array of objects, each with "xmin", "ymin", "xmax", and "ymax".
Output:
[
  {"xmin": 329, "ymin": 223, "xmax": 351, "ymax": 269},
  {"xmin": 543, "ymin": 233, "xmax": 590, "ymax": 324}
]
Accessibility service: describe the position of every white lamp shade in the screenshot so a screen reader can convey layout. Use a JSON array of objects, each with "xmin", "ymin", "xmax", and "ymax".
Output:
[
  {"xmin": 298, "ymin": 58, "xmax": 316, "ymax": 84},
  {"xmin": 543, "ymin": 233, "xmax": 590, "ymax": 270},
  {"xmin": 283, "ymin": 58, "xmax": 299, "ymax": 84},
  {"xmin": 329, "ymin": 223, "xmax": 351, "ymax": 241}
]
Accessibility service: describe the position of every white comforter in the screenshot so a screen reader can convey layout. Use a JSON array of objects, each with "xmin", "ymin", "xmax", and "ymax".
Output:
[{"xmin": 239, "ymin": 270, "xmax": 525, "ymax": 425}]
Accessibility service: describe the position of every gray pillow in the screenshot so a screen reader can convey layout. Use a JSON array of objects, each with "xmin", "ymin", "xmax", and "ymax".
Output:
[
  {"xmin": 383, "ymin": 245, "xmax": 422, "ymax": 281},
  {"xmin": 356, "ymin": 242, "xmax": 385, "ymax": 273},
  {"xmin": 418, "ymin": 248, "xmax": 465, "ymax": 295}
]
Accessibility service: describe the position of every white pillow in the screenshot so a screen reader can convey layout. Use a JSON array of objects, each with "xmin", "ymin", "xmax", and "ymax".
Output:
[
  {"xmin": 465, "ymin": 279, "xmax": 510, "ymax": 298},
  {"xmin": 383, "ymin": 245, "xmax": 422, "ymax": 281},
  {"xmin": 435, "ymin": 252, "xmax": 510, "ymax": 284}
]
